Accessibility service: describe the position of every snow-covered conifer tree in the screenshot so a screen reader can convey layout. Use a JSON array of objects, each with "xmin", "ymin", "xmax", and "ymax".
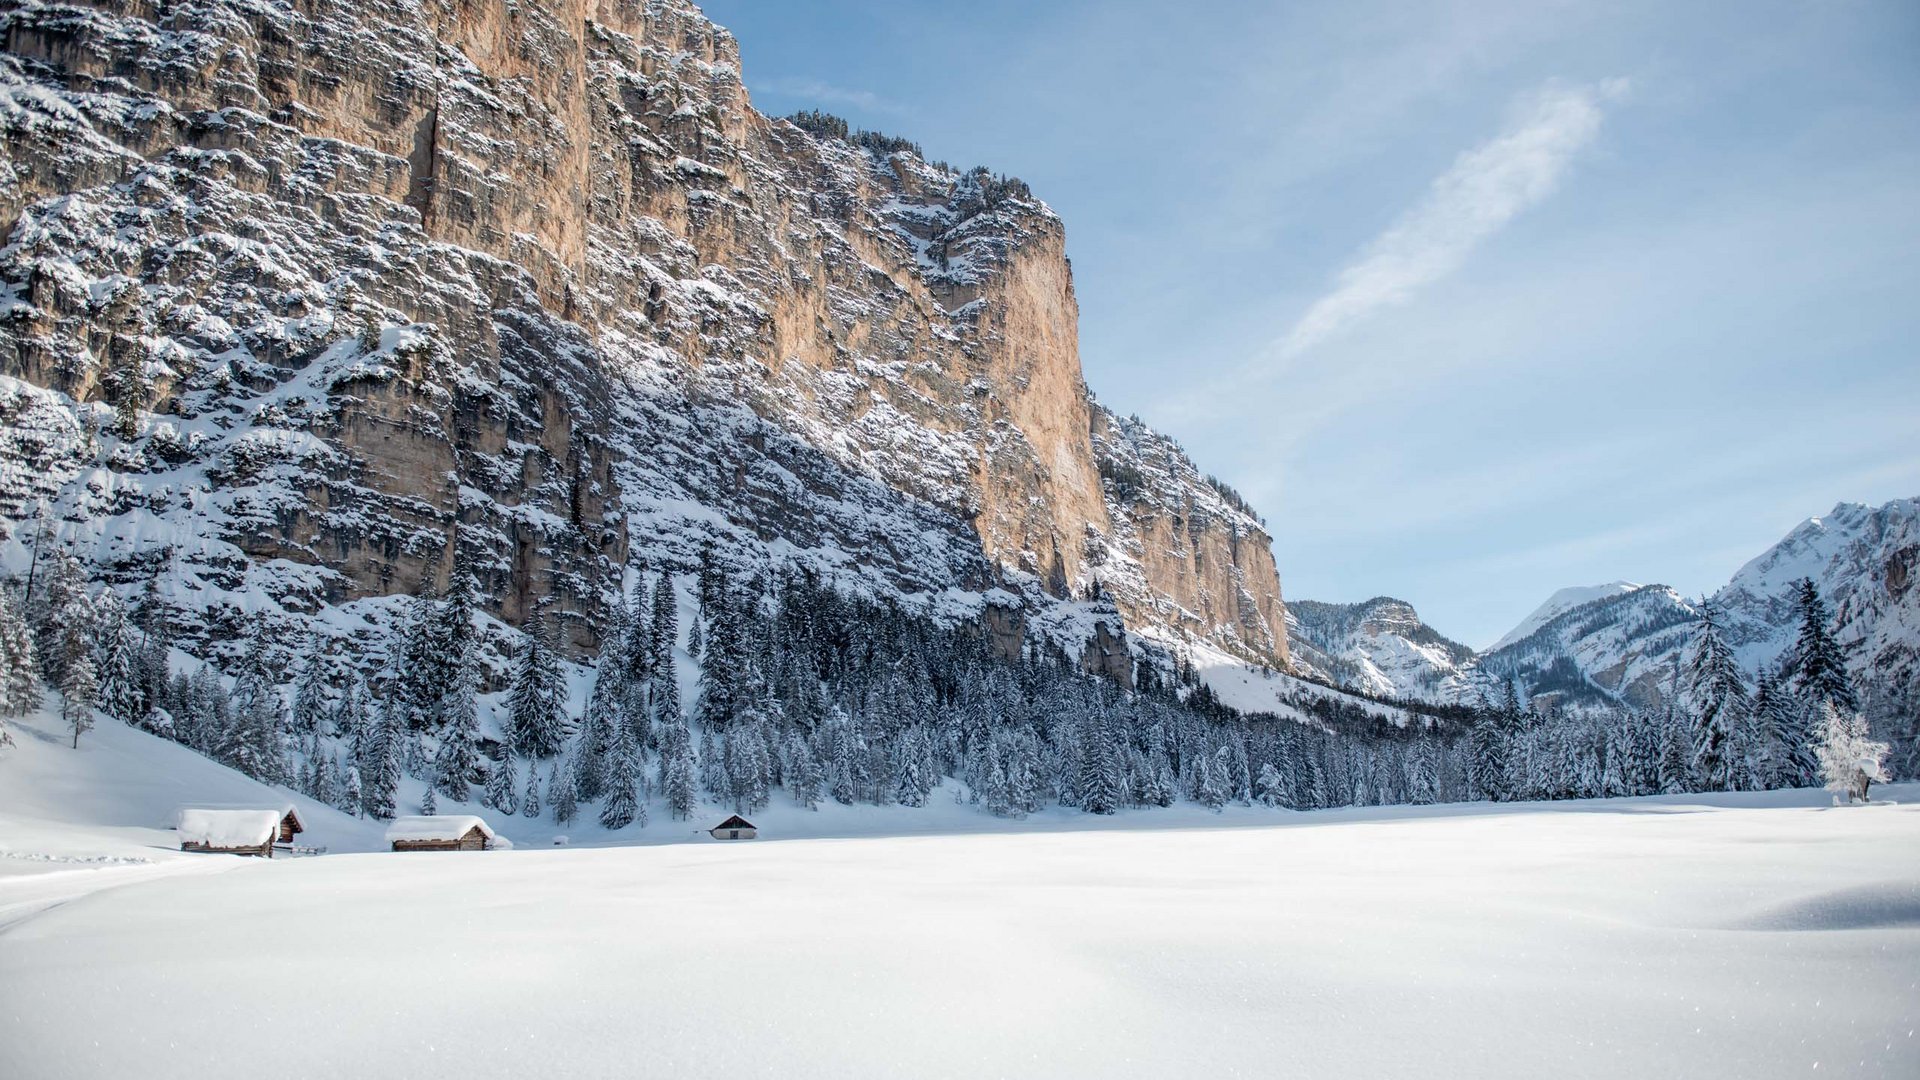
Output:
[
  {"xmin": 506, "ymin": 613, "xmax": 568, "ymax": 759},
  {"xmin": 552, "ymin": 760, "xmax": 579, "ymax": 826},
  {"xmin": 1684, "ymin": 605, "xmax": 1749, "ymax": 791},
  {"xmin": 1196, "ymin": 750, "xmax": 1227, "ymax": 810},
  {"xmin": 486, "ymin": 754, "xmax": 519, "ymax": 816},
  {"xmin": 522, "ymin": 765, "xmax": 542, "ymax": 818},
  {"xmin": 601, "ymin": 717, "xmax": 644, "ymax": 829},
  {"xmin": 1789, "ymin": 579, "xmax": 1858, "ymax": 714},
  {"xmin": 1756, "ymin": 670, "xmax": 1816, "ymax": 788},
  {"xmin": 61, "ymin": 653, "xmax": 97, "ymax": 748},
  {"xmin": 360, "ymin": 708, "xmax": 399, "ymax": 820},
  {"xmin": 290, "ymin": 638, "xmax": 331, "ymax": 739},
  {"xmin": 1657, "ymin": 706, "xmax": 1694, "ymax": 794},
  {"xmin": 92, "ymin": 589, "xmax": 143, "ymax": 725},
  {"xmin": 0, "ymin": 587, "xmax": 40, "ymax": 718},
  {"xmin": 785, "ymin": 732, "xmax": 823, "ymax": 809},
  {"xmin": 650, "ymin": 570, "xmax": 678, "ymax": 676},
  {"xmin": 1256, "ymin": 762, "xmax": 1286, "ymax": 807},
  {"xmin": 663, "ymin": 726, "xmax": 698, "ymax": 820},
  {"xmin": 342, "ymin": 764, "xmax": 365, "ymax": 818},
  {"xmin": 432, "ymin": 659, "xmax": 480, "ymax": 802}
]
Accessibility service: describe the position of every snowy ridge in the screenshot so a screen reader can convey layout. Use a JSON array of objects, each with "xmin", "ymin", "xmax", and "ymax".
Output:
[
  {"xmin": 1473, "ymin": 498, "xmax": 1920, "ymax": 718},
  {"xmin": 1487, "ymin": 581, "xmax": 1640, "ymax": 653},
  {"xmin": 1285, "ymin": 596, "xmax": 1475, "ymax": 701}
]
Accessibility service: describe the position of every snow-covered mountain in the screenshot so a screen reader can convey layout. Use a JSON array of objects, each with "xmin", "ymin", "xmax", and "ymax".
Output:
[
  {"xmin": 1286, "ymin": 597, "xmax": 1474, "ymax": 701},
  {"xmin": 1487, "ymin": 582, "xmax": 1640, "ymax": 653},
  {"xmin": 0, "ymin": 0, "xmax": 1286, "ymax": 674},
  {"xmin": 1480, "ymin": 499, "xmax": 1920, "ymax": 719},
  {"xmin": 1284, "ymin": 499, "xmax": 1918, "ymax": 725},
  {"xmin": 1476, "ymin": 584, "xmax": 1697, "ymax": 709}
]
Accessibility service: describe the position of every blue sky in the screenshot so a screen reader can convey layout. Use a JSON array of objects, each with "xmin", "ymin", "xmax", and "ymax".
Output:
[{"xmin": 705, "ymin": 0, "xmax": 1920, "ymax": 648}]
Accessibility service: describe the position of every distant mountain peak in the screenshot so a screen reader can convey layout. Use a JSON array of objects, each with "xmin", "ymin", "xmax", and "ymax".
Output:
[{"xmin": 1487, "ymin": 581, "xmax": 1641, "ymax": 653}]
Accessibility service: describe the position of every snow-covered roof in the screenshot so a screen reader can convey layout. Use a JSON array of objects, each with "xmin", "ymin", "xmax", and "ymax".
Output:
[
  {"xmin": 713, "ymin": 815, "xmax": 755, "ymax": 830},
  {"xmin": 177, "ymin": 808, "xmax": 282, "ymax": 847},
  {"xmin": 171, "ymin": 802, "xmax": 301, "ymax": 828},
  {"xmin": 385, "ymin": 815, "xmax": 498, "ymax": 844}
]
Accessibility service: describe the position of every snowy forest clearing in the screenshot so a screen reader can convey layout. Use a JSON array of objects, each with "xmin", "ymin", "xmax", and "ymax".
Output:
[{"xmin": 5, "ymin": 782, "xmax": 1917, "ymax": 1079}]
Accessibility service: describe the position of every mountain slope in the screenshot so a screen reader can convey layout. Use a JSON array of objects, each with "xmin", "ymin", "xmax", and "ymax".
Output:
[{"xmin": 1285, "ymin": 596, "xmax": 1474, "ymax": 701}]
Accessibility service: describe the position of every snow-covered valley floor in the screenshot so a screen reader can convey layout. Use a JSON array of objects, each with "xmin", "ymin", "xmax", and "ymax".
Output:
[{"xmin": 2, "ymin": 719, "xmax": 1917, "ymax": 1079}]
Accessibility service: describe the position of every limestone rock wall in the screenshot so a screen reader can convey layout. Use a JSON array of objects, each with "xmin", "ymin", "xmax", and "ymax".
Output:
[{"xmin": 0, "ymin": 0, "xmax": 1290, "ymax": 670}]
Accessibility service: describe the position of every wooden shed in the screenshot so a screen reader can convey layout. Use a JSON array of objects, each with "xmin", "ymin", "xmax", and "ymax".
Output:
[
  {"xmin": 174, "ymin": 802, "xmax": 304, "ymax": 844},
  {"xmin": 386, "ymin": 815, "xmax": 504, "ymax": 852},
  {"xmin": 177, "ymin": 808, "xmax": 282, "ymax": 858},
  {"xmin": 710, "ymin": 814, "xmax": 757, "ymax": 840}
]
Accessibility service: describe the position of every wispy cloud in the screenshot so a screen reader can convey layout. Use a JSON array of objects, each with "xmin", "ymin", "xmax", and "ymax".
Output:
[
  {"xmin": 751, "ymin": 75, "xmax": 906, "ymax": 116},
  {"xmin": 1276, "ymin": 78, "xmax": 1627, "ymax": 360}
]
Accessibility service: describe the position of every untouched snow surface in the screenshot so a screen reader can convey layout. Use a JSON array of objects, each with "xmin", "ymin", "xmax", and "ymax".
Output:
[
  {"xmin": 2, "ymin": 701, "xmax": 1916, "ymax": 1078},
  {"xmin": 4, "ymin": 780, "xmax": 1917, "ymax": 1077}
]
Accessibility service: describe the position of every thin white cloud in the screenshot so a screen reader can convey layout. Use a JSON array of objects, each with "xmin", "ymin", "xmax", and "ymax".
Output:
[
  {"xmin": 1277, "ymin": 78, "xmax": 1627, "ymax": 360},
  {"xmin": 752, "ymin": 76, "xmax": 906, "ymax": 116}
]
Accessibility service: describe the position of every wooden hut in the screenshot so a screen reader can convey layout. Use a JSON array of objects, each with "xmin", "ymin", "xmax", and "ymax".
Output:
[
  {"xmin": 177, "ymin": 808, "xmax": 282, "ymax": 858},
  {"xmin": 386, "ymin": 815, "xmax": 504, "ymax": 852},
  {"xmin": 709, "ymin": 814, "xmax": 757, "ymax": 840},
  {"xmin": 173, "ymin": 802, "xmax": 304, "ymax": 844}
]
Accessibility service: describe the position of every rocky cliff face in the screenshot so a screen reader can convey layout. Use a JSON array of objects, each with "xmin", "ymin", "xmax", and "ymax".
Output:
[{"xmin": 0, "ymin": 0, "xmax": 1289, "ymax": 667}]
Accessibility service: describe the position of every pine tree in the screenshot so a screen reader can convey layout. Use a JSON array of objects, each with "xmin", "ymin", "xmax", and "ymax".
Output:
[
  {"xmin": 360, "ymin": 707, "xmax": 399, "ymax": 820},
  {"xmin": 1816, "ymin": 703, "xmax": 1889, "ymax": 804},
  {"xmin": 1077, "ymin": 714, "xmax": 1123, "ymax": 815},
  {"xmin": 506, "ymin": 613, "xmax": 568, "ymax": 758},
  {"xmin": 432, "ymin": 658, "xmax": 480, "ymax": 802},
  {"xmin": 0, "ymin": 587, "xmax": 40, "ymax": 718},
  {"xmin": 420, "ymin": 779, "xmax": 438, "ymax": 816},
  {"xmin": 1256, "ymin": 762, "xmax": 1286, "ymax": 807},
  {"xmin": 661, "ymin": 720, "xmax": 698, "ymax": 820},
  {"xmin": 522, "ymin": 766, "xmax": 542, "ymax": 818},
  {"xmin": 571, "ymin": 691, "xmax": 612, "ymax": 803},
  {"xmin": 1196, "ymin": 750, "xmax": 1227, "ymax": 810},
  {"xmin": 1657, "ymin": 706, "xmax": 1694, "ymax": 794},
  {"xmin": 334, "ymin": 675, "xmax": 369, "ymax": 744},
  {"xmin": 61, "ymin": 653, "xmax": 97, "ymax": 747},
  {"xmin": 290, "ymin": 637, "xmax": 331, "ymax": 738},
  {"xmin": 342, "ymin": 765, "xmax": 365, "ymax": 818},
  {"xmin": 1407, "ymin": 742, "xmax": 1439, "ymax": 805},
  {"xmin": 1468, "ymin": 706, "xmax": 1507, "ymax": 801},
  {"xmin": 1684, "ymin": 605, "xmax": 1749, "ymax": 792},
  {"xmin": 486, "ymin": 754, "xmax": 519, "ymax": 816},
  {"xmin": 1789, "ymin": 579, "xmax": 1858, "ymax": 713},
  {"xmin": 602, "ymin": 717, "xmax": 644, "ymax": 829},
  {"xmin": 693, "ymin": 583, "xmax": 743, "ymax": 729},
  {"xmin": 552, "ymin": 759, "xmax": 579, "ymax": 826},
  {"xmin": 785, "ymin": 732, "xmax": 823, "ymax": 809},
  {"xmin": 650, "ymin": 569, "xmax": 678, "ymax": 673},
  {"xmin": 92, "ymin": 589, "xmax": 143, "ymax": 725}
]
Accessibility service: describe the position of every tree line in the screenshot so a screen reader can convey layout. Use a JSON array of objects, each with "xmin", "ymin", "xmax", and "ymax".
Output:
[{"xmin": 1, "ymin": 519, "xmax": 1907, "ymax": 824}]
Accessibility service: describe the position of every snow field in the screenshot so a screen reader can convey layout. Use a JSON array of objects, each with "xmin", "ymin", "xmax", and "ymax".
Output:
[{"xmin": 3, "ymin": 785, "xmax": 1916, "ymax": 1078}]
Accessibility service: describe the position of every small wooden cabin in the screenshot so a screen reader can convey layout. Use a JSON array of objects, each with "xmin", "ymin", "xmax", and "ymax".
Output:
[
  {"xmin": 386, "ymin": 815, "xmax": 502, "ymax": 852},
  {"xmin": 177, "ymin": 808, "xmax": 282, "ymax": 858},
  {"xmin": 710, "ymin": 814, "xmax": 757, "ymax": 840},
  {"xmin": 174, "ymin": 803, "xmax": 303, "ymax": 844}
]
